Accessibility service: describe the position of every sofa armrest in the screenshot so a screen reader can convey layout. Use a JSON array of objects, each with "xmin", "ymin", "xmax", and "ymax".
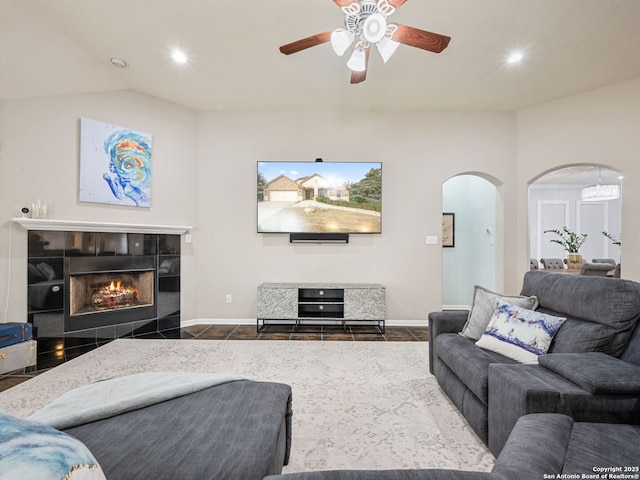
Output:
[
  {"xmin": 539, "ymin": 352, "xmax": 640, "ymax": 394},
  {"xmin": 492, "ymin": 414, "xmax": 573, "ymax": 480},
  {"xmin": 428, "ymin": 311, "xmax": 469, "ymax": 375},
  {"xmin": 487, "ymin": 364, "xmax": 568, "ymax": 456}
]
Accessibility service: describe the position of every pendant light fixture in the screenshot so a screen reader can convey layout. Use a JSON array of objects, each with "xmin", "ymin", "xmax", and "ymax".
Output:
[{"xmin": 581, "ymin": 166, "xmax": 621, "ymax": 202}]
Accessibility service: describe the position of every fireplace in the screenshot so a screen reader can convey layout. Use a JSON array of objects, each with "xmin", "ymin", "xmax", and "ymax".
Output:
[
  {"xmin": 70, "ymin": 271, "xmax": 154, "ymax": 315},
  {"xmin": 65, "ymin": 255, "xmax": 157, "ymax": 332},
  {"xmin": 24, "ymin": 227, "xmax": 184, "ymax": 370}
]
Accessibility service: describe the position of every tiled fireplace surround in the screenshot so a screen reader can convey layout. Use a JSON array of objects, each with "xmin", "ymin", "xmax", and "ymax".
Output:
[{"xmin": 26, "ymin": 226, "xmax": 182, "ymax": 369}]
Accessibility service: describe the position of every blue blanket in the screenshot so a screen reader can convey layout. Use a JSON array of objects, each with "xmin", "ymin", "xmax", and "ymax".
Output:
[{"xmin": 28, "ymin": 371, "xmax": 252, "ymax": 429}]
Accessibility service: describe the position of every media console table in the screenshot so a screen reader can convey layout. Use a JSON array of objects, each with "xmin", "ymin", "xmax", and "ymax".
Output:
[{"xmin": 257, "ymin": 283, "xmax": 385, "ymax": 332}]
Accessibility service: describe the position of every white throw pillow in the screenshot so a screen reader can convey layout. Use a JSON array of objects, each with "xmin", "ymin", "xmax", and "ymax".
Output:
[
  {"xmin": 475, "ymin": 299, "xmax": 566, "ymax": 363},
  {"xmin": 459, "ymin": 285, "xmax": 539, "ymax": 341},
  {"xmin": 0, "ymin": 413, "xmax": 106, "ymax": 480}
]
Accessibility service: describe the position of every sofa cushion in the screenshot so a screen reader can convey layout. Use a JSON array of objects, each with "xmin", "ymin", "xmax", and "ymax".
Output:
[
  {"xmin": 563, "ymin": 422, "xmax": 640, "ymax": 474},
  {"xmin": 539, "ymin": 352, "xmax": 640, "ymax": 394},
  {"xmin": 435, "ymin": 333, "xmax": 518, "ymax": 404},
  {"xmin": 521, "ymin": 271, "xmax": 640, "ymax": 357},
  {"xmin": 540, "ymin": 311, "xmax": 622, "ymax": 355},
  {"xmin": 459, "ymin": 285, "xmax": 539, "ymax": 341},
  {"xmin": 475, "ymin": 300, "xmax": 566, "ymax": 364}
]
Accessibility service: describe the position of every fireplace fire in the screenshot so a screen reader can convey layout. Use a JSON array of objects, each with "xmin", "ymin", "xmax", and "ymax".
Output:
[
  {"xmin": 70, "ymin": 271, "xmax": 154, "ymax": 316},
  {"xmin": 92, "ymin": 279, "xmax": 139, "ymax": 310}
]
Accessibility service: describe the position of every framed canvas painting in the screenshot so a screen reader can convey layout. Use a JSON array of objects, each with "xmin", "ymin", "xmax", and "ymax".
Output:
[
  {"xmin": 79, "ymin": 118, "xmax": 152, "ymax": 207},
  {"xmin": 442, "ymin": 212, "xmax": 455, "ymax": 247}
]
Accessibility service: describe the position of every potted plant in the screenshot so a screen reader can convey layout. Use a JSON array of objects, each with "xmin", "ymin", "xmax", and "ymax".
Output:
[
  {"xmin": 544, "ymin": 227, "xmax": 588, "ymax": 269},
  {"xmin": 602, "ymin": 231, "xmax": 621, "ymax": 247},
  {"xmin": 602, "ymin": 231, "xmax": 622, "ymax": 277}
]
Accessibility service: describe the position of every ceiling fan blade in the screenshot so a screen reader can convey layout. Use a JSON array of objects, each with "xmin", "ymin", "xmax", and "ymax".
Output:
[
  {"xmin": 387, "ymin": 0, "xmax": 408, "ymax": 7},
  {"xmin": 350, "ymin": 47, "xmax": 370, "ymax": 84},
  {"xmin": 392, "ymin": 24, "xmax": 450, "ymax": 53},
  {"xmin": 350, "ymin": 68, "xmax": 367, "ymax": 84},
  {"xmin": 279, "ymin": 31, "xmax": 333, "ymax": 55},
  {"xmin": 333, "ymin": 0, "xmax": 356, "ymax": 6}
]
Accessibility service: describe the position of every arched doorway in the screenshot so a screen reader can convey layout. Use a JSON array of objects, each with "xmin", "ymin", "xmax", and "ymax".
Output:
[
  {"xmin": 442, "ymin": 174, "xmax": 499, "ymax": 307},
  {"xmin": 528, "ymin": 164, "xmax": 622, "ymax": 273}
]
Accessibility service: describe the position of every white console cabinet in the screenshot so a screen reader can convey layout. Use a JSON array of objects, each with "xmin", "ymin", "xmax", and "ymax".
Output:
[{"xmin": 257, "ymin": 283, "xmax": 385, "ymax": 332}]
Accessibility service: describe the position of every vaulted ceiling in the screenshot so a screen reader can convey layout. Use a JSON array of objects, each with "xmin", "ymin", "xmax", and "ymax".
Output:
[{"xmin": 2, "ymin": 0, "xmax": 640, "ymax": 112}]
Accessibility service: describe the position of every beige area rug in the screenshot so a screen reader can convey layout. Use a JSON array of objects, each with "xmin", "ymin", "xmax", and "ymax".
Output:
[{"xmin": 0, "ymin": 339, "xmax": 494, "ymax": 473}]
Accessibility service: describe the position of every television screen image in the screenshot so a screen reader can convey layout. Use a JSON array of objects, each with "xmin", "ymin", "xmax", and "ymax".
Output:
[{"xmin": 257, "ymin": 161, "xmax": 382, "ymax": 234}]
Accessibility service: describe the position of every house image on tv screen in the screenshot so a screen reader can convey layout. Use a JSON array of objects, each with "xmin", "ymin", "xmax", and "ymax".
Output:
[
  {"xmin": 263, "ymin": 173, "xmax": 348, "ymax": 202},
  {"xmin": 257, "ymin": 161, "xmax": 382, "ymax": 234}
]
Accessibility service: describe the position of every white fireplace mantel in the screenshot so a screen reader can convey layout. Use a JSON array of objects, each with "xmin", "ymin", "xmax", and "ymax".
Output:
[{"xmin": 12, "ymin": 217, "xmax": 192, "ymax": 235}]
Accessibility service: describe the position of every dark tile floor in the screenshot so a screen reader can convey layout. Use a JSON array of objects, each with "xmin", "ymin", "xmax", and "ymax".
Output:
[
  {"xmin": 180, "ymin": 324, "xmax": 429, "ymax": 342},
  {"xmin": 0, "ymin": 324, "xmax": 428, "ymax": 392}
]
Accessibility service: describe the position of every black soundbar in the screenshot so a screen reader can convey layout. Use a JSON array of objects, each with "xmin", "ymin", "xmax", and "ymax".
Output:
[{"xmin": 289, "ymin": 233, "xmax": 349, "ymax": 244}]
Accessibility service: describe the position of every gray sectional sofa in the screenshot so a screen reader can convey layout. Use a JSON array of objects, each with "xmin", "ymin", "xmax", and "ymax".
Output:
[
  {"xmin": 264, "ymin": 273, "xmax": 640, "ymax": 479},
  {"xmin": 264, "ymin": 413, "xmax": 640, "ymax": 480},
  {"xmin": 428, "ymin": 270, "xmax": 640, "ymax": 456}
]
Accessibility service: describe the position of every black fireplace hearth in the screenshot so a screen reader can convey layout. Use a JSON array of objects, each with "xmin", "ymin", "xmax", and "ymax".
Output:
[{"xmin": 27, "ymin": 230, "xmax": 181, "ymax": 369}]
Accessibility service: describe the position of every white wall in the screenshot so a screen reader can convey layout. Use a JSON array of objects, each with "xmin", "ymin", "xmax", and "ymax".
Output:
[
  {"xmin": 196, "ymin": 110, "xmax": 517, "ymax": 321},
  {"xmin": 3, "ymin": 76, "xmax": 638, "ymax": 326},
  {"xmin": 0, "ymin": 91, "xmax": 199, "ymax": 324},
  {"xmin": 442, "ymin": 175, "xmax": 497, "ymax": 306},
  {"xmin": 517, "ymin": 77, "xmax": 640, "ymax": 282}
]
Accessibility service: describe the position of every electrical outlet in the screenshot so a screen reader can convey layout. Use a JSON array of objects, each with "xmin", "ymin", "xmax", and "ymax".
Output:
[
  {"xmin": 426, "ymin": 236, "xmax": 438, "ymax": 245},
  {"xmin": 225, "ymin": 294, "xmax": 232, "ymax": 303}
]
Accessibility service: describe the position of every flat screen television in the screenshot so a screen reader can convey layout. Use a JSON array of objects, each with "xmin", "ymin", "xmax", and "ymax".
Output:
[{"xmin": 257, "ymin": 161, "xmax": 382, "ymax": 234}]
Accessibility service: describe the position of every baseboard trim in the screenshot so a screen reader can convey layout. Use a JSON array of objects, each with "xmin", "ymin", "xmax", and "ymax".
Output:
[
  {"xmin": 181, "ymin": 318, "xmax": 429, "ymax": 327},
  {"xmin": 442, "ymin": 305, "xmax": 471, "ymax": 311}
]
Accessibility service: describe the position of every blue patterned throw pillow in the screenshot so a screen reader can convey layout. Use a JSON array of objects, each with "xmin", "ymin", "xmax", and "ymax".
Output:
[
  {"xmin": 459, "ymin": 285, "xmax": 539, "ymax": 341},
  {"xmin": 0, "ymin": 412, "xmax": 106, "ymax": 480},
  {"xmin": 475, "ymin": 299, "xmax": 566, "ymax": 363}
]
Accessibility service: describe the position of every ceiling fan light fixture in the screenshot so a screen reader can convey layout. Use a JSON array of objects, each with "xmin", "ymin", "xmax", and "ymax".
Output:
[
  {"xmin": 278, "ymin": 0, "xmax": 450, "ymax": 83},
  {"xmin": 377, "ymin": 36, "xmax": 400, "ymax": 63},
  {"xmin": 347, "ymin": 48, "xmax": 367, "ymax": 72},
  {"xmin": 331, "ymin": 29, "xmax": 354, "ymax": 56},
  {"xmin": 363, "ymin": 13, "xmax": 387, "ymax": 43},
  {"xmin": 376, "ymin": 0, "xmax": 396, "ymax": 16}
]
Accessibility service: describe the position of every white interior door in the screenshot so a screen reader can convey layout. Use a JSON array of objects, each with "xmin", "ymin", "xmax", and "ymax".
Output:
[
  {"xmin": 577, "ymin": 202, "xmax": 608, "ymax": 262},
  {"xmin": 537, "ymin": 201, "xmax": 569, "ymax": 260}
]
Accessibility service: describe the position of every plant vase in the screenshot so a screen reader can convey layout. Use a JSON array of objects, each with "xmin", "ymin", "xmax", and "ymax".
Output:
[{"xmin": 567, "ymin": 253, "xmax": 582, "ymax": 270}]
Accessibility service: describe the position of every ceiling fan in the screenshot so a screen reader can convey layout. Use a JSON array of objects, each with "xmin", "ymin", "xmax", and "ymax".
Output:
[{"xmin": 279, "ymin": 0, "xmax": 451, "ymax": 84}]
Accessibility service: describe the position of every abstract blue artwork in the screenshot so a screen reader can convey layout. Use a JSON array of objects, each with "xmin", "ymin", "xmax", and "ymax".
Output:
[{"xmin": 79, "ymin": 118, "xmax": 152, "ymax": 207}]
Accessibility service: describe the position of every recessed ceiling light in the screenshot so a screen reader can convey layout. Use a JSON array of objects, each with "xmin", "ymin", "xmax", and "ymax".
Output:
[
  {"xmin": 507, "ymin": 52, "xmax": 524, "ymax": 64},
  {"xmin": 171, "ymin": 49, "xmax": 188, "ymax": 64},
  {"xmin": 110, "ymin": 57, "xmax": 128, "ymax": 68}
]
